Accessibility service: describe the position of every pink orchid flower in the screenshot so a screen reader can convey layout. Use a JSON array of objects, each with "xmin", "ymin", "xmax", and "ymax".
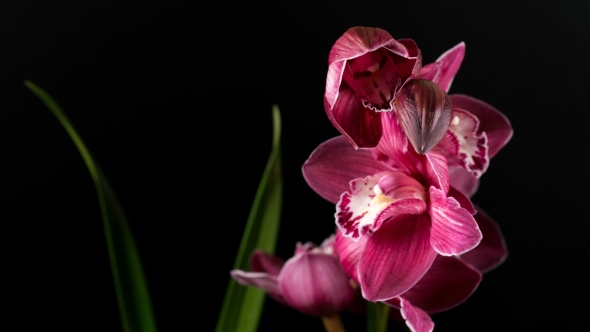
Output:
[
  {"xmin": 303, "ymin": 113, "xmax": 482, "ymax": 301},
  {"xmin": 416, "ymin": 42, "xmax": 513, "ymax": 179},
  {"xmin": 334, "ymin": 203, "xmax": 507, "ymax": 332},
  {"xmin": 230, "ymin": 235, "xmax": 356, "ymax": 317},
  {"xmin": 325, "ymin": 26, "xmax": 424, "ymax": 149}
]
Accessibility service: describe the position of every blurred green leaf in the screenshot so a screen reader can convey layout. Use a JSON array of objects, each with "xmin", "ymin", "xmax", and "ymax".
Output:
[
  {"xmin": 215, "ymin": 105, "xmax": 283, "ymax": 332},
  {"xmin": 367, "ymin": 301, "xmax": 390, "ymax": 332},
  {"xmin": 24, "ymin": 80, "xmax": 157, "ymax": 332}
]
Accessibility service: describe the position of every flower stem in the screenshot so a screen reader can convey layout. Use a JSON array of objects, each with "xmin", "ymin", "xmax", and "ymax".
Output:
[{"xmin": 321, "ymin": 315, "xmax": 346, "ymax": 332}]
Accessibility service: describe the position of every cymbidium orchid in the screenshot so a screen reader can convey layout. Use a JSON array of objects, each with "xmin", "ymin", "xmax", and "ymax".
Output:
[
  {"xmin": 230, "ymin": 235, "xmax": 356, "ymax": 317},
  {"xmin": 325, "ymin": 26, "xmax": 455, "ymax": 151},
  {"xmin": 303, "ymin": 113, "xmax": 483, "ymax": 301}
]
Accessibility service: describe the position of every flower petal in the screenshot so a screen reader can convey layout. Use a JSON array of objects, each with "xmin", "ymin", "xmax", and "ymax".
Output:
[
  {"xmin": 395, "ymin": 79, "xmax": 453, "ymax": 154},
  {"xmin": 396, "ymin": 255, "xmax": 481, "ymax": 313},
  {"xmin": 251, "ymin": 249, "xmax": 285, "ymax": 276},
  {"xmin": 334, "ymin": 230, "xmax": 368, "ymax": 282},
  {"xmin": 448, "ymin": 185, "xmax": 476, "ymax": 215},
  {"xmin": 429, "ymin": 187, "xmax": 482, "ymax": 256},
  {"xmin": 279, "ymin": 251, "xmax": 355, "ymax": 316},
  {"xmin": 230, "ymin": 270, "xmax": 285, "ymax": 304},
  {"xmin": 326, "ymin": 27, "xmax": 419, "ymax": 109},
  {"xmin": 460, "ymin": 206, "xmax": 508, "ymax": 273},
  {"xmin": 425, "ymin": 149, "xmax": 450, "ymax": 193},
  {"xmin": 449, "ymin": 94, "xmax": 513, "ymax": 158},
  {"xmin": 303, "ymin": 136, "xmax": 388, "ymax": 204},
  {"xmin": 358, "ymin": 214, "xmax": 436, "ymax": 301},
  {"xmin": 448, "ymin": 108, "xmax": 489, "ymax": 177},
  {"xmin": 324, "ymin": 87, "xmax": 383, "ymax": 149},
  {"xmin": 400, "ymin": 297, "xmax": 435, "ymax": 332},
  {"xmin": 336, "ymin": 172, "xmax": 427, "ymax": 239},
  {"xmin": 449, "ymin": 166, "xmax": 480, "ymax": 198},
  {"xmin": 427, "ymin": 42, "xmax": 465, "ymax": 93}
]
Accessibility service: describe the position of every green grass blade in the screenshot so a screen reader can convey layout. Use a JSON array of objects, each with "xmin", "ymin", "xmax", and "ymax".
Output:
[
  {"xmin": 24, "ymin": 80, "xmax": 157, "ymax": 332},
  {"xmin": 215, "ymin": 105, "xmax": 283, "ymax": 332},
  {"xmin": 367, "ymin": 301, "xmax": 390, "ymax": 332}
]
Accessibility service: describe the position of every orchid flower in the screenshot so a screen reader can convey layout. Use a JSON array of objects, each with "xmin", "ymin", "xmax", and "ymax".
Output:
[
  {"xmin": 415, "ymin": 42, "xmax": 513, "ymax": 179},
  {"xmin": 303, "ymin": 113, "xmax": 482, "ymax": 301},
  {"xmin": 230, "ymin": 235, "xmax": 356, "ymax": 317},
  {"xmin": 324, "ymin": 27, "xmax": 451, "ymax": 151},
  {"xmin": 332, "ymin": 199, "xmax": 507, "ymax": 332}
]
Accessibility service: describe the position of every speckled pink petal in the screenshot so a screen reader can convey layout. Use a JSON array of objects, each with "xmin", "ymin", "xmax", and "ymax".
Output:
[
  {"xmin": 448, "ymin": 109, "xmax": 489, "ymax": 178},
  {"xmin": 449, "ymin": 94, "xmax": 513, "ymax": 157},
  {"xmin": 336, "ymin": 172, "xmax": 427, "ymax": 239}
]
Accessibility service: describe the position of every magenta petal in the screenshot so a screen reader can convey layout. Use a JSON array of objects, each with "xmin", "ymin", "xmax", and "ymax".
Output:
[
  {"xmin": 324, "ymin": 88, "xmax": 383, "ymax": 149},
  {"xmin": 303, "ymin": 136, "xmax": 389, "ymax": 204},
  {"xmin": 449, "ymin": 94, "xmax": 513, "ymax": 157},
  {"xmin": 425, "ymin": 149, "xmax": 450, "ymax": 193},
  {"xmin": 400, "ymin": 255, "xmax": 481, "ymax": 313},
  {"xmin": 429, "ymin": 187, "xmax": 482, "ymax": 256},
  {"xmin": 449, "ymin": 166, "xmax": 480, "ymax": 198},
  {"xmin": 359, "ymin": 214, "xmax": 436, "ymax": 301},
  {"xmin": 230, "ymin": 270, "xmax": 285, "ymax": 304},
  {"xmin": 448, "ymin": 185, "xmax": 476, "ymax": 215},
  {"xmin": 251, "ymin": 249, "xmax": 285, "ymax": 276},
  {"xmin": 400, "ymin": 297, "xmax": 435, "ymax": 332},
  {"xmin": 460, "ymin": 206, "xmax": 508, "ymax": 273},
  {"xmin": 279, "ymin": 252, "xmax": 355, "ymax": 316},
  {"xmin": 326, "ymin": 27, "xmax": 413, "ymax": 110},
  {"xmin": 335, "ymin": 230, "xmax": 368, "ymax": 282},
  {"xmin": 430, "ymin": 42, "xmax": 465, "ymax": 93}
]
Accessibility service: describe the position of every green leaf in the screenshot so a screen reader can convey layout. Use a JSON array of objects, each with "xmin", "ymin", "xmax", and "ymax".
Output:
[
  {"xmin": 24, "ymin": 80, "xmax": 157, "ymax": 332},
  {"xmin": 367, "ymin": 301, "xmax": 390, "ymax": 332},
  {"xmin": 215, "ymin": 105, "xmax": 283, "ymax": 332}
]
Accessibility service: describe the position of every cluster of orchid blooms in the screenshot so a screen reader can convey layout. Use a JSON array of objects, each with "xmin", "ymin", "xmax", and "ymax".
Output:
[{"xmin": 231, "ymin": 26, "xmax": 513, "ymax": 332}]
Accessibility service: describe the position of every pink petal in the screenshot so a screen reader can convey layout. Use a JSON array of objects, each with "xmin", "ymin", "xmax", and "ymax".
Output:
[
  {"xmin": 448, "ymin": 109, "xmax": 489, "ymax": 178},
  {"xmin": 324, "ymin": 87, "xmax": 383, "ymax": 149},
  {"xmin": 279, "ymin": 251, "xmax": 355, "ymax": 316},
  {"xmin": 372, "ymin": 112, "xmax": 425, "ymax": 175},
  {"xmin": 336, "ymin": 172, "xmax": 427, "ymax": 239},
  {"xmin": 303, "ymin": 135, "xmax": 389, "ymax": 204},
  {"xmin": 359, "ymin": 214, "xmax": 436, "ymax": 301},
  {"xmin": 251, "ymin": 249, "xmax": 285, "ymax": 276},
  {"xmin": 326, "ymin": 27, "xmax": 418, "ymax": 109},
  {"xmin": 230, "ymin": 270, "xmax": 285, "ymax": 304},
  {"xmin": 460, "ymin": 206, "xmax": 508, "ymax": 273},
  {"xmin": 449, "ymin": 94, "xmax": 513, "ymax": 157},
  {"xmin": 429, "ymin": 187, "xmax": 482, "ymax": 256},
  {"xmin": 425, "ymin": 149, "xmax": 450, "ymax": 193},
  {"xmin": 429, "ymin": 42, "xmax": 466, "ymax": 93},
  {"xmin": 449, "ymin": 166, "xmax": 480, "ymax": 198},
  {"xmin": 397, "ymin": 255, "xmax": 481, "ymax": 313},
  {"xmin": 400, "ymin": 297, "xmax": 435, "ymax": 332},
  {"xmin": 448, "ymin": 185, "xmax": 476, "ymax": 215},
  {"xmin": 334, "ymin": 230, "xmax": 368, "ymax": 282},
  {"xmin": 395, "ymin": 79, "xmax": 453, "ymax": 154}
]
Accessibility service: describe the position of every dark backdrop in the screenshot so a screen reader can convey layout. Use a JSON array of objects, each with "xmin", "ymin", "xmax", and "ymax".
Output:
[{"xmin": 1, "ymin": 1, "xmax": 588, "ymax": 331}]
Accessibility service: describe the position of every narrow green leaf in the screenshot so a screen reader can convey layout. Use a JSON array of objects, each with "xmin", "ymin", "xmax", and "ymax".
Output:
[
  {"xmin": 215, "ymin": 105, "xmax": 283, "ymax": 332},
  {"xmin": 24, "ymin": 80, "xmax": 157, "ymax": 332},
  {"xmin": 367, "ymin": 301, "xmax": 390, "ymax": 332}
]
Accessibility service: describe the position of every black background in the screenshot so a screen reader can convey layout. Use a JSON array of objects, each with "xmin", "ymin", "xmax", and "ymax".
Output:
[{"xmin": 1, "ymin": 1, "xmax": 588, "ymax": 331}]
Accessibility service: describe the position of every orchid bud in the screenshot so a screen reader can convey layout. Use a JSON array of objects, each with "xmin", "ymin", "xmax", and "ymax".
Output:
[{"xmin": 395, "ymin": 79, "xmax": 453, "ymax": 154}]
